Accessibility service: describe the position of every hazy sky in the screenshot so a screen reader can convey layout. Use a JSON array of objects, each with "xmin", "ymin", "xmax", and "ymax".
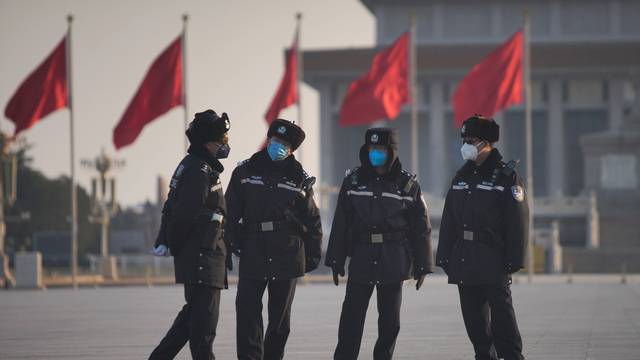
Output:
[{"xmin": 0, "ymin": 0, "xmax": 375, "ymax": 206}]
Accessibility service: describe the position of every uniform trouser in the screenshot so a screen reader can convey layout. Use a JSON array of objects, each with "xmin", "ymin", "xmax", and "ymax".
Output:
[
  {"xmin": 149, "ymin": 284, "xmax": 221, "ymax": 360},
  {"xmin": 236, "ymin": 277, "xmax": 297, "ymax": 360},
  {"xmin": 458, "ymin": 284, "xmax": 524, "ymax": 360},
  {"xmin": 334, "ymin": 281, "xmax": 403, "ymax": 360}
]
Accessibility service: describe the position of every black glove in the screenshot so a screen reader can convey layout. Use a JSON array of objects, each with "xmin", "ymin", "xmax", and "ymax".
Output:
[
  {"xmin": 230, "ymin": 242, "xmax": 242, "ymax": 257},
  {"xmin": 413, "ymin": 266, "xmax": 427, "ymax": 291},
  {"xmin": 332, "ymin": 264, "xmax": 345, "ymax": 286},
  {"xmin": 505, "ymin": 263, "xmax": 519, "ymax": 274},
  {"xmin": 305, "ymin": 257, "xmax": 320, "ymax": 273}
]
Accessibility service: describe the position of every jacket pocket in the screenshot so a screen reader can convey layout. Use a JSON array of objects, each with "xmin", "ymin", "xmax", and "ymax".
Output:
[
  {"xmin": 469, "ymin": 241, "xmax": 503, "ymax": 283},
  {"xmin": 273, "ymin": 234, "xmax": 301, "ymax": 254}
]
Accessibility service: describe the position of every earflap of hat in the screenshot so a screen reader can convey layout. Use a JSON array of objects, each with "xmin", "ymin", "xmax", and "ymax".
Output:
[
  {"xmin": 485, "ymin": 121, "xmax": 499, "ymax": 142},
  {"xmin": 220, "ymin": 112, "xmax": 231, "ymax": 133}
]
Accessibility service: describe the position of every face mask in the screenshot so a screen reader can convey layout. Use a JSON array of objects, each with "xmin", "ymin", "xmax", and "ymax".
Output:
[
  {"xmin": 368, "ymin": 149, "xmax": 388, "ymax": 167},
  {"xmin": 267, "ymin": 141, "xmax": 290, "ymax": 161},
  {"xmin": 461, "ymin": 141, "xmax": 484, "ymax": 161},
  {"xmin": 215, "ymin": 143, "xmax": 230, "ymax": 159}
]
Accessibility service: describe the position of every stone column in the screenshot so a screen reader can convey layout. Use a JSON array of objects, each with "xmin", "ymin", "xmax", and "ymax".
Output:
[
  {"xmin": 318, "ymin": 82, "xmax": 334, "ymax": 223},
  {"xmin": 428, "ymin": 80, "xmax": 447, "ymax": 196},
  {"xmin": 608, "ymin": 78, "xmax": 624, "ymax": 132},
  {"xmin": 587, "ymin": 190, "xmax": 600, "ymax": 249},
  {"xmin": 548, "ymin": 79, "xmax": 565, "ymax": 196}
]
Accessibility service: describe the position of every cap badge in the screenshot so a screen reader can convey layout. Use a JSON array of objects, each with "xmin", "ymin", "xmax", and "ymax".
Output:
[
  {"xmin": 371, "ymin": 134, "xmax": 379, "ymax": 143},
  {"xmin": 277, "ymin": 126, "xmax": 287, "ymax": 134}
]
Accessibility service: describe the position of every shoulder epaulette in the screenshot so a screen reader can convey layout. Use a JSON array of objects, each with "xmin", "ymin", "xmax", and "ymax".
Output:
[
  {"xmin": 401, "ymin": 171, "xmax": 418, "ymax": 195},
  {"xmin": 200, "ymin": 162, "xmax": 212, "ymax": 174},
  {"xmin": 302, "ymin": 176, "xmax": 316, "ymax": 192},
  {"xmin": 237, "ymin": 158, "xmax": 250, "ymax": 167},
  {"xmin": 502, "ymin": 159, "xmax": 519, "ymax": 177},
  {"xmin": 299, "ymin": 167, "xmax": 316, "ymax": 192},
  {"xmin": 345, "ymin": 167, "xmax": 360, "ymax": 185},
  {"xmin": 344, "ymin": 166, "xmax": 359, "ymax": 177}
]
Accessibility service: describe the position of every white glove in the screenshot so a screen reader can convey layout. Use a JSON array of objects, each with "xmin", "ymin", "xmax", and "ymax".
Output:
[{"xmin": 153, "ymin": 245, "xmax": 170, "ymax": 257}]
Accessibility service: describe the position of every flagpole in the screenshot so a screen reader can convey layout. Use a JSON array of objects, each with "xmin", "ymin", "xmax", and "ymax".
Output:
[
  {"xmin": 0, "ymin": 133, "xmax": 15, "ymax": 288},
  {"xmin": 409, "ymin": 12, "xmax": 419, "ymax": 176},
  {"xmin": 523, "ymin": 11, "xmax": 535, "ymax": 283},
  {"xmin": 66, "ymin": 14, "xmax": 79, "ymax": 289},
  {"xmin": 295, "ymin": 12, "xmax": 303, "ymax": 162},
  {"xmin": 182, "ymin": 14, "xmax": 189, "ymax": 153}
]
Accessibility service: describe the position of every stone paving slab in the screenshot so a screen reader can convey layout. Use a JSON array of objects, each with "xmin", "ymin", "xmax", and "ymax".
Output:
[{"xmin": 1, "ymin": 276, "xmax": 639, "ymax": 359}]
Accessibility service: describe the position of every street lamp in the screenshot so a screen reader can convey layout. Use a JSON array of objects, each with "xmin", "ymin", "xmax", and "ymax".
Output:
[{"xmin": 81, "ymin": 149, "xmax": 124, "ymax": 279}]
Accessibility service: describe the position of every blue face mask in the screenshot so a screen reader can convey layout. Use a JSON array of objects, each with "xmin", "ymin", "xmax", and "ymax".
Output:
[
  {"xmin": 368, "ymin": 149, "xmax": 388, "ymax": 167},
  {"xmin": 267, "ymin": 141, "xmax": 290, "ymax": 161}
]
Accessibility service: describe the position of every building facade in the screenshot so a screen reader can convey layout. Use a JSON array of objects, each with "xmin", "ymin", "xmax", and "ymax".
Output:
[{"xmin": 303, "ymin": 0, "xmax": 640, "ymax": 267}]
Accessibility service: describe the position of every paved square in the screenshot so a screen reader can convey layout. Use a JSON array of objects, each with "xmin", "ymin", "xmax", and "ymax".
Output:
[{"xmin": 1, "ymin": 276, "xmax": 639, "ymax": 359}]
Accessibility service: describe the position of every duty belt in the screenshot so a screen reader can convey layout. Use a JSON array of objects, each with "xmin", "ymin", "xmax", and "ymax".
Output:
[
  {"xmin": 360, "ymin": 231, "xmax": 405, "ymax": 244},
  {"xmin": 244, "ymin": 221, "xmax": 291, "ymax": 233}
]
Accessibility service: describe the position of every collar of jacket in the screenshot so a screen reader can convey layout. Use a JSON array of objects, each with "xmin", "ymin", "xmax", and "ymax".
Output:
[
  {"xmin": 247, "ymin": 149, "xmax": 304, "ymax": 183},
  {"xmin": 357, "ymin": 144, "xmax": 403, "ymax": 182},
  {"xmin": 187, "ymin": 144, "xmax": 224, "ymax": 173},
  {"xmin": 458, "ymin": 148, "xmax": 503, "ymax": 178}
]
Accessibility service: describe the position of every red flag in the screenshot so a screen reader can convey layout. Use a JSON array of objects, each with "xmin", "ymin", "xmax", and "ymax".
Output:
[
  {"xmin": 453, "ymin": 30, "xmax": 523, "ymax": 128},
  {"xmin": 113, "ymin": 36, "xmax": 183, "ymax": 150},
  {"xmin": 264, "ymin": 32, "xmax": 298, "ymax": 125},
  {"xmin": 4, "ymin": 36, "xmax": 68, "ymax": 137},
  {"xmin": 339, "ymin": 32, "xmax": 409, "ymax": 127}
]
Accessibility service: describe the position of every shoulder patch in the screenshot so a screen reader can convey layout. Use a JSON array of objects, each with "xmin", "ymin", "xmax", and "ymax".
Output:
[
  {"xmin": 175, "ymin": 164, "xmax": 185, "ymax": 178},
  {"xmin": 511, "ymin": 185, "xmax": 525, "ymax": 202},
  {"xmin": 170, "ymin": 163, "xmax": 188, "ymax": 189},
  {"xmin": 237, "ymin": 158, "xmax": 250, "ymax": 167}
]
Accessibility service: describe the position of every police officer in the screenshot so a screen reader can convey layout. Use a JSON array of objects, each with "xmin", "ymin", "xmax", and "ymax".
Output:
[
  {"xmin": 149, "ymin": 109, "xmax": 231, "ymax": 360},
  {"xmin": 224, "ymin": 119, "xmax": 322, "ymax": 360},
  {"xmin": 436, "ymin": 115, "xmax": 528, "ymax": 360},
  {"xmin": 326, "ymin": 127, "xmax": 433, "ymax": 360}
]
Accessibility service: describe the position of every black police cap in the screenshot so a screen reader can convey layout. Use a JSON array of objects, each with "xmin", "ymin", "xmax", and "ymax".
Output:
[
  {"xmin": 460, "ymin": 115, "xmax": 499, "ymax": 143},
  {"xmin": 267, "ymin": 119, "xmax": 306, "ymax": 151},
  {"xmin": 364, "ymin": 127, "xmax": 398, "ymax": 150},
  {"xmin": 185, "ymin": 110, "xmax": 230, "ymax": 145}
]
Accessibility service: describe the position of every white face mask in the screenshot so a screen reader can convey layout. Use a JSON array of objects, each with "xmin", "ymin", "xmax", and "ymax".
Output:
[{"xmin": 461, "ymin": 142, "xmax": 483, "ymax": 161}]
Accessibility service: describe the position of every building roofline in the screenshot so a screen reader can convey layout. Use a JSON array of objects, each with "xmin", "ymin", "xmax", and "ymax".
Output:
[{"xmin": 302, "ymin": 40, "xmax": 640, "ymax": 87}]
